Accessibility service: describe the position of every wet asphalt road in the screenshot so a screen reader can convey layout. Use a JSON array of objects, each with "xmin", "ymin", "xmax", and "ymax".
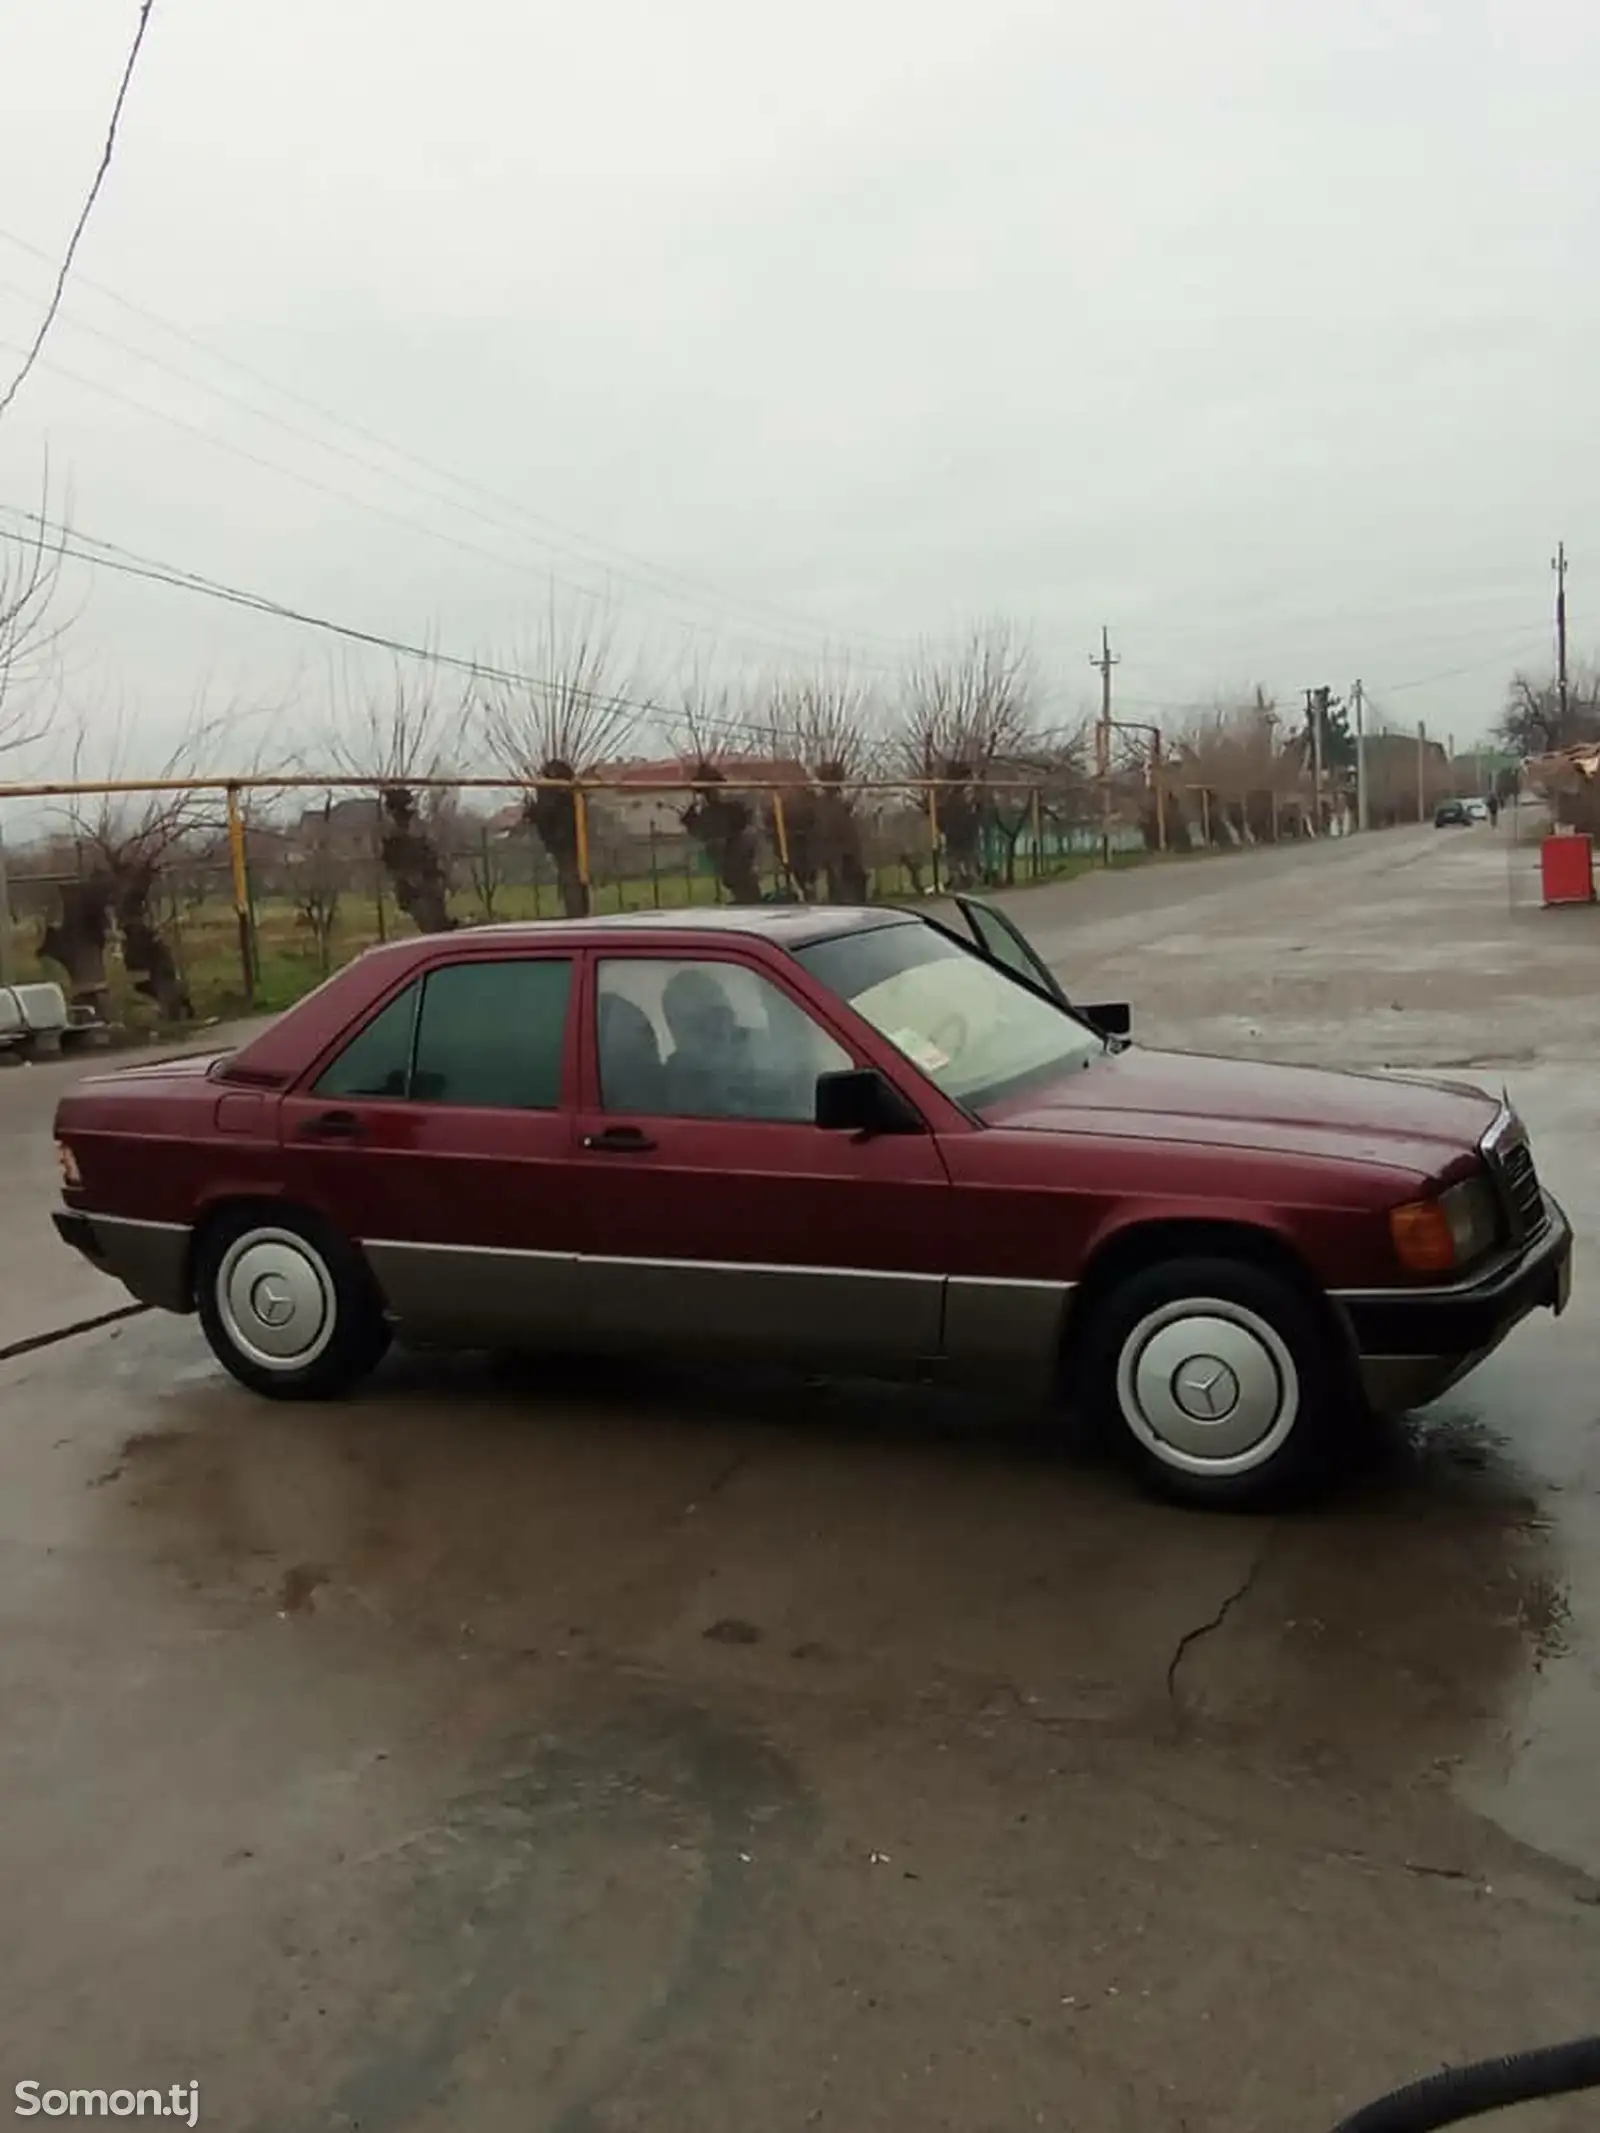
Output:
[{"xmin": 2, "ymin": 823, "xmax": 1598, "ymax": 2132}]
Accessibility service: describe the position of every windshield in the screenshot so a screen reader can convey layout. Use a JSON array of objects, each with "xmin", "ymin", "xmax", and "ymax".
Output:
[{"xmin": 797, "ymin": 922, "xmax": 1103, "ymax": 1111}]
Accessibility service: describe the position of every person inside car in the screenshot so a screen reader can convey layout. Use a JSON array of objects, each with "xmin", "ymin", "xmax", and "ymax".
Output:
[{"xmin": 661, "ymin": 966, "xmax": 751, "ymax": 1116}]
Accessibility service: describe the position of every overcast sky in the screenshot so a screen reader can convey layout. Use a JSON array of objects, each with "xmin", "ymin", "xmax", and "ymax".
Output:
[{"xmin": 0, "ymin": 0, "xmax": 1594, "ymax": 772}]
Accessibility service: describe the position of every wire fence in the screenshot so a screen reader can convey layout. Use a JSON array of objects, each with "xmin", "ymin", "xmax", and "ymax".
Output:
[{"xmin": 0, "ymin": 768, "xmax": 1369, "ymax": 1027}]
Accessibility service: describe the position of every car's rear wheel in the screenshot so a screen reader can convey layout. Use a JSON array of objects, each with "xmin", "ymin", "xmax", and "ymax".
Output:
[
  {"xmin": 1077, "ymin": 1255, "xmax": 1344, "ymax": 1507},
  {"xmin": 196, "ymin": 1207, "xmax": 388, "ymax": 1401}
]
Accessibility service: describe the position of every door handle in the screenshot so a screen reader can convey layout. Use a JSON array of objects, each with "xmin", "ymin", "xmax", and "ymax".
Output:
[
  {"xmin": 300, "ymin": 1109, "xmax": 361, "ymax": 1142},
  {"xmin": 582, "ymin": 1125, "xmax": 657, "ymax": 1153}
]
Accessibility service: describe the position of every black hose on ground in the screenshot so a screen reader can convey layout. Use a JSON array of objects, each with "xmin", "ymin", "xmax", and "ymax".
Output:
[{"xmin": 1332, "ymin": 2035, "xmax": 1600, "ymax": 2130}]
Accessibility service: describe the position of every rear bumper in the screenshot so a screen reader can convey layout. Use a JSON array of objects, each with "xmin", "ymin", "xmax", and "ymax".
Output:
[
  {"xmin": 53, "ymin": 1209, "xmax": 193, "ymax": 1315},
  {"xmin": 1340, "ymin": 1196, "xmax": 1573, "ymax": 1414}
]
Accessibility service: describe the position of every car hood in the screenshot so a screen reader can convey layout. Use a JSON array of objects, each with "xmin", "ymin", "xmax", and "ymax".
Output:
[{"xmin": 986, "ymin": 1047, "xmax": 1500, "ymax": 1178}]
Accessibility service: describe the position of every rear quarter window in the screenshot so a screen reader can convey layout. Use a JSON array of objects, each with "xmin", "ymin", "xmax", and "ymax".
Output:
[{"xmin": 314, "ymin": 982, "xmax": 419, "ymax": 1099}]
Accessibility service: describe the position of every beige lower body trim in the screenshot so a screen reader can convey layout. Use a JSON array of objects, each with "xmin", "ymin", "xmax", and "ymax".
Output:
[{"xmin": 361, "ymin": 1239, "xmax": 1073, "ymax": 1388}]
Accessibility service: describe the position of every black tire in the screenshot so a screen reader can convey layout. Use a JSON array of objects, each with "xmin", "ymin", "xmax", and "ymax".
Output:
[
  {"xmin": 195, "ymin": 1205, "xmax": 389, "ymax": 1402},
  {"xmin": 1075, "ymin": 1254, "xmax": 1347, "ymax": 1509}
]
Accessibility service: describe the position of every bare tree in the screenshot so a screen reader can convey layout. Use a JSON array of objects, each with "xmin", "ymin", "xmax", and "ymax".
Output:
[
  {"xmin": 766, "ymin": 668, "xmax": 883, "ymax": 901},
  {"xmin": 291, "ymin": 794, "xmax": 343, "ymax": 976},
  {"xmin": 0, "ymin": 498, "xmax": 72, "ymax": 761},
  {"xmin": 480, "ymin": 604, "xmax": 643, "ymax": 917},
  {"xmin": 328, "ymin": 653, "xmax": 467, "ymax": 933},
  {"xmin": 899, "ymin": 620, "xmax": 1039, "ymax": 889},
  {"xmin": 39, "ymin": 714, "xmax": 228, "ymax": 1019},
  {"xmin": 661, "ymin": 669, "xmax": 766, "ymax": 903},
  {"xmin": 1498, "ymin": 666, "xmax": 1600, "ymax": 758},
  {"xmin": 464, "ymin": 816, "xmax": 506, "ymax": 921},
  {"xmin": 983, "ymin": 722, "xmax": 1093, "ymax": 882},
  {"xmin": 1165, "ymin": 688, "xmax": 1298, "ymax": 847}
]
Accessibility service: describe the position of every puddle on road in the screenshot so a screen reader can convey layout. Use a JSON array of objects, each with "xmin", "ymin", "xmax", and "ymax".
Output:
[
  {"xmin": 1160, "ymin": 1397, "xmax": 1574, "ymax": 1786},
  {"xmin": 78, "ymin": 1335, "xmax": 1596, "ymax": 1877},
  {"xmin": 1427, "ymin": 1395, "xmax": 1600, "ymax": 1882}
]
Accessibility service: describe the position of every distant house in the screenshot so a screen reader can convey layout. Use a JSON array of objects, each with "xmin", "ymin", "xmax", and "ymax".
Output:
[
  {"xmin": 594, "ymin": 754, "xmax": 812, "ymax": 843},
  {"xmin": 1361, "ymin": 733, "xmax": 1451, "ymax": 824},
  {"xmin": 293, "ymin": 796, "xmax": 383, "ymax": 866}
]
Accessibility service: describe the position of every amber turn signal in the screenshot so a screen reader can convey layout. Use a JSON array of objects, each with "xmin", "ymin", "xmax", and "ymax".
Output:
[{"xmin": 1389, "ymin": 1198, "xmax": 1456, "ymax": 1274}]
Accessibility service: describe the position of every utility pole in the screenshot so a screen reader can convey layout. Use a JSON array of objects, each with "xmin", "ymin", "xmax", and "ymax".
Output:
[
  {"xmin": 1304, "ymin": 689, "xmax": 1324, "ymax": 832},
  {"xmin": 1554, "ymin": 542, "xmax": 1570, "ymax": 736},
  {"xmin": 1303, "ymin": 685, "xmax": 1341, "ymax": 833},
  {"xmin": 1351, "ymin": 678, "xmax": 1368, "ymax": 831},
  {"xmin": 1416, "ymin": 721, "xmax": 1428, "ymax": 823},
  {"xmin": 1089, "ymin": 625, "xmax": 1119, "ymax": 867}
]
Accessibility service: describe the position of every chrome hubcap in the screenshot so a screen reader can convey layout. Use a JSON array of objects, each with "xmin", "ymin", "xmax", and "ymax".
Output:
[
  {"xmin": 216, "ymin": 1229, "xmax": 336, "ymax": 1372},
  {"xmin": 1116, "ymin": 1299, "xmax": 1299, "ymax": 1476}
]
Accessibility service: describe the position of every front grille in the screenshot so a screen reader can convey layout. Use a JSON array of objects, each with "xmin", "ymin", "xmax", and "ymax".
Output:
[{"xmin": 1498, "ymin": 1138, "xmax": 1545, "ymax": 1237}]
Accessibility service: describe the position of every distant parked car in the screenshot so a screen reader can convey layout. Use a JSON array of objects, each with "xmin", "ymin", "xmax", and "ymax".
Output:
[
  {"xmin": 1464, "ymin": 798, "xmax": 1490, "ymax": 823},
  {"xmin": 0, "ymin": 983, "xmax": 107, "ymax": 1062},
  {"xmin": 1434, "ymin": 800, "xmax": 1470, "ymax": 827}
]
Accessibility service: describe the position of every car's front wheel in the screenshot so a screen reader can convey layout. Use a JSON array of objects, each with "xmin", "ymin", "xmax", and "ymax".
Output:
[
  {"xmin": 195, "ymin": 1207, "xmax": 389, "ymax": 1401},
  {"xmin": 1078, "ymin": 1255, "xmax": 1345, "ymax": 1507}
]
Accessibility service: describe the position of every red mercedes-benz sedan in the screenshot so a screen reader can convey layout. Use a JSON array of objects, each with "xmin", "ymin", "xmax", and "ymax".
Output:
[{"xmin": 51, "ymin": 895, "xmax": 1570, "ymax": 1507}]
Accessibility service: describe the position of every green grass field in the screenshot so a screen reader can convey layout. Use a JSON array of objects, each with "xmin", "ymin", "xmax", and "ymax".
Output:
[{"xmin": 3, "ymin": 843, "xmax": 1147, "ymax": 1031}]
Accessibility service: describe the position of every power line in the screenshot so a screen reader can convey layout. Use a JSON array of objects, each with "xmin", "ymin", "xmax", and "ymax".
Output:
[
  {"xmin": 0, "ymin": 503, "xmax": 1104, "ymax": 769},
  {"xmin": 2, "ymin": 503, "xmax": 1550, "ymax": 764},
  {"xmin": 1369, "ymin": 635, "xmax": 1548, "ymax": 696},
  {"xmin": 0, "ymin": 506, "xmax": 677, "ymax": 735},
  {"xmin": 0, "ymin": 221, "xmax": 911, "ymax": 663},
  {"xmin": 0, "ymin": 326, "xmax": 905, "ymax": 675},
  {"xmin": 0, "ymin": 2, "xmax": 158, "ymax": 424}
]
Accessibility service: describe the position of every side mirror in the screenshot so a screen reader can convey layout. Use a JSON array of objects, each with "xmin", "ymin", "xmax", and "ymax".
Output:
[
  {"xmin": 1084, "ymin": 1000, "xmax": 1132, "ymax": 1038},
  {"xmin": 815, "ymin": 1067, "xmax": 924, "ymax": 1135}
]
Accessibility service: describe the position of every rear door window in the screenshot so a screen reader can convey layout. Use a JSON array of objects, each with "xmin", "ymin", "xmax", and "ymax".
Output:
[
  {"xmin": 313, "ymin": 960, "xmax": 572, "ymax": 1109},
  {"xmin": 411, "ymin": 960, "xmax": 572, "ymax": 1108}
]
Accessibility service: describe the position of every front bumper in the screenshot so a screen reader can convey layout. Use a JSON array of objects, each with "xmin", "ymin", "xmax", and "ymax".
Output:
[
  {"xmin": 1339, "ymin": 1194, "xmax": 1573, "ymax": 1414},
  {"xmin": 53, "ymin": 1209, "xmax": 193, "ymax": 1315}
]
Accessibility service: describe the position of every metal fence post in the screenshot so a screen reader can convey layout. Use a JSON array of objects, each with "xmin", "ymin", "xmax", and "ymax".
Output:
[
  {"xmin": 770, "ymin": 788, "xmax": 792, "ymax": 895},
  {"xmin": 0, "ymin": 816, "xmax": 15, "ymax": 989},
  {"xmin": 572, "ymin": 784, "xmax": 592, "ymax": 914},
  {"xmin": 225, "ymin": 783, "xmax": 256, "ymax": 1003}
]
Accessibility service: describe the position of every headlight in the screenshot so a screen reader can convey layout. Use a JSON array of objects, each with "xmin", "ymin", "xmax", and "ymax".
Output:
[
  {"xmin": 1389, "ymin": 1174, "xmax": 1500, "ymax": 1275},
  {"xmin": 56, "ymin": 1139, "xmax": 82, "ymax": 1192}
]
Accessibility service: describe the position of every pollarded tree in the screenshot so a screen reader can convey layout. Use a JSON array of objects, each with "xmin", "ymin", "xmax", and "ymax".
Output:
[
  {"xmin": 480, "ymin": 603, "xmax": 643, "ymax": 918},
  {"xmin": 899, "ymin": 620, "xmax": 1039, "ymax": 889}
]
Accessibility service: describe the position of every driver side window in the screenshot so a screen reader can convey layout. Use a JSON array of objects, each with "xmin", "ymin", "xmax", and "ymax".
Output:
[{"xmin": 596, "ymin": 958, "xmax": 851, "ymax": 1122}]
